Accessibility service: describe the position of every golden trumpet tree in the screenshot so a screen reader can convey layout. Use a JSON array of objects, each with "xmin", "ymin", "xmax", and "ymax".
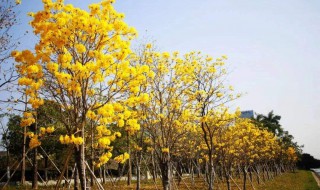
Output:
[
  {"xmin": 181, "ymin": 52, "xmax": 240, "ymax": 190},
  {"xmin": 140, "ymin": 48, "xmax": 198, "ymax": 190},
  {"xmin": 12, "ymin": 0, "xmax": 151, "ymax": 189}
]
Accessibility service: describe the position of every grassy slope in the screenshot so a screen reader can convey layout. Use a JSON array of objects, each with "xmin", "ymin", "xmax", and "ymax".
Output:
[{"xmin": 258, "ymin": 170, "xmax": 320, "ymax": 190}]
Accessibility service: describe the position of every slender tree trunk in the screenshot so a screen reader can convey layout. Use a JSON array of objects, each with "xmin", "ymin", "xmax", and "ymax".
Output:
[
  {"xmin": 249, "ymin": 167, "xmax": 253, "ymax": 183},
  {"xmin": 32, "ymin": 147, "xmax": 38, "ymax": 189},
  {"xmin": 6, "ymin": 148, "xmax": 10, "ymax": 181},
  {"xmin": 127, "ymin": 133, "xmax": 132, "ymax": 186},
  {"xmin": 21, "ymin": 99, "xmax": 27, "ymax": 185},
  {"xmin": 32, "ymin": 117, "xmax": 39, "ymax": 189},
  {"xmin": 242, "ymin": 166, "xmax": 247, "ymax": 190},
  {"xmin": 44, "ymin": 156, "xmax": 49, "ymax": 181},
  {"xmin": 74, "ymin": 122, "xmax": 87, "ymax": 190},
  {"xmin": 224, "ymin": 166, "xmax": 231, "ymax": 190},
  {"xmin": 151, "ymin": 151, "xmax": 157, "ymax": 182},
  {"xmin": 102, "ymin": 164, "xmax": 106, "ymax": 184},
  {"xmin": 136, "ymin": 152, "xmax": 141, "ymax": 190},
  {"xmin": 255, "ymin": 165, "xmax": 260, "ymax": 184},
  {"xmin": 197, "ymin": 159, "xmax": 201, "ymax": 178},
  {"xmin": 74, "ymin": 166, "xmax": 79, "ymax": 190},
  {"xmin": 160, "ymin": 160, "xmax": 171, "ymax": 190},
  {"xmin": 75, "ymin": 146, "xmax": 86, "ymax": 190},
  {"xmin": 66, "ymin": 163, "xmax": 69, "ymax": 186},
  {"xmin": 207, "ymin": 154, "xmax": 215, "ymax": 190},
  {"xmin": 190, "ymin": 160, "xmax": 195, "ymax": 186},
  {"xmin": 90, "ymin": 123, "xmax": 95, "ymax": 187},
  {"xmin": 177, "ymin": 161, "xmax": 182, "ymax": 186},
  {"xmin": 226, "ymin": 175, "xmax": 231, "ymax": 190}
]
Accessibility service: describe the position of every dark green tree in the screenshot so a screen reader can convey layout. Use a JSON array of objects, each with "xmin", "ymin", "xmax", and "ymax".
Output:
[{"xmin": 261, "ymin": 110, "xmax": 283, "ymax": 137}]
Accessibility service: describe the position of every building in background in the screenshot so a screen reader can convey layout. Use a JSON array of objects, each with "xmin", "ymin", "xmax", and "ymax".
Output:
[{"xmin": 240, "ymin": 110, "xmax": 254, "ymax": 118}]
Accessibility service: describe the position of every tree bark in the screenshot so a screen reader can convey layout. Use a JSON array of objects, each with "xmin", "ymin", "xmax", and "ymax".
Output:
[
  {"xmin": 223, "ymin": 166, "xmax": 231, "ymax": 190},
  {"xmin": 21, "ymin": 95, "xmax": 27, "ymax": 185},
  {"xmin": 75, "ymin": 145, "xmax": 86, "ymax": 190},
  {"xmin": 90, "ymin": 123, "xmax": 95, "ymax": 187},
  {"xmin": 136, "ymin": 152, "xmax": 141, "ymax": 190},
  {"xmin": 127, "ymin": 133, "xmax": 132, "ymax": 186},
  {"xmin": 151, "ymin": 151, "xmax": 157, "ymax": 182},
  {"xmin": 190, "ymin": 160, "xmax": 195, "ymax": 186},
  {"xmin": 242, "ymin": 166, "xmax": 247, "ymax": 190},
  {"xmin": 160, "ymin": 160, "xmax": 171, "ymax": 190},
  {"xmin": 21, "ymin": 120, "xmax": 27, "ymax": 185},
  {"xmin": 44, "ymin": 155, "xmax": 48, "ymax": 181},
  {"xmin": 177, "ymin": 161, "xmax": 182, "ymax": 186},
  {"xmin": 6, "ymin": 148, "xmax": 10, "ymax": 181},
  {"xmin": 207, "ymin": 153, "xmax": 215, "ymax": 190},
  {"xmin": 74, "ymin": 165, "xmax": 79, "ymax": 190},
  {"xmin": 102, "ymin": 165, "xmax": 106, "ymax": 184},
  {"xmin": 32, "ymin": 147, "xmax": 38, "ymax": 189}
]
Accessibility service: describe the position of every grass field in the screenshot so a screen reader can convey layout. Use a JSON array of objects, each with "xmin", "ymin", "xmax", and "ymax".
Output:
[
  {"xmin": 258, "ymin": 170, "xmax": 320, "ymax": 190},
  {"xmin": 1, "ymin": 170, "xmax": 319, "ymax": 190}
]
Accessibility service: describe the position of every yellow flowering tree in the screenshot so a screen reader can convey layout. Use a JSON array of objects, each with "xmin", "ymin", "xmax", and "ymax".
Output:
[
  {"xmin": 183, "ymin": 52, "xmax": 240, "ymax": 190},
  {"xmin": 140, "ymin": 49, "xmax": 197, "ymax": 190},
  {"xmin": 12, "ymin": 0, "xmax": 150, "ymax": 189}
]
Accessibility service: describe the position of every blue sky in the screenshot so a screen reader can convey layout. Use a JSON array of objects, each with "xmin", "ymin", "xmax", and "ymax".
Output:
[{"xmin": 14, "ymin": 0, "xmax": 320, "ymax": 158}]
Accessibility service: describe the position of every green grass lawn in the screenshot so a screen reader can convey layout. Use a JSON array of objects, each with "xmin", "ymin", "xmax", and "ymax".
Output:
[{"xmin": 258, "ymin": 170, "xmax": 320, "ymax": 190}]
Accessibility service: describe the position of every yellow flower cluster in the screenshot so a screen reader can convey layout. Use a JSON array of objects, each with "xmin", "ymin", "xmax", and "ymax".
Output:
[
  {"xmin": 98, "ymin": 137, "xmax": 111, "ymax": 148},
  {"xmin": 39, "ymin": 126, "xmax": 55, "ymax": 136},
  {"xmin": 114, "ymin": 152, "xmax": 130, "ymax": 164},
  {"xmin": 125, "ymin": 119, "xmax": 140, "ymax": 134},
  {"xmin": 29, "ymin": 135, "xmax": 41, "ymax": 149},
  {"xmin": 13, "ymin": 50, "xmax": 44, "ymax": 111},
  {"xmin": 97, "ymin": 152, "xmax": 113, "ymax": 167},
  {"xmin": 161, "ymin": 148, "xmax": 169, "ymax": 153},
  {"xmin": 133, "ymin": 145, "xmax": 142, "ymax": 151},
  {"xmin": 20, "ymin": 112, "xmax": 35, "ymax": 127},
  {"xmin": 59, "ymin": 135, "xmax": 84, "ymax": 145}
]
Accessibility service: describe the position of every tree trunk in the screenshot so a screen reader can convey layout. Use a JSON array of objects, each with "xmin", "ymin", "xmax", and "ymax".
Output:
[
  {"xmin": 44, "ymin": 156, "xmax": 48, "ymax": 181},
  {"xmin": 21, "ymin": 123, "xmax": 27, "ymax": 185},
  {"xmin": 6, "ymin": 148, "xmax": 10, "ymax": 181},
  {"xmin": 102, "ymin": 165, "xmax": 106, "ymax": 184},
  {"xmin": 75, "ymin": 146, "xmax": 86, "ymax": 190},
  {"xmin": 255, "ymin": 166, "xmax": 260, "ymax": 184},
  {"xmin": 160, "ymin": 160, "xmax": 171, "ymax": 190},
  {"xmin": 151, "ymin": 151, "xmax": 157, "ymax": 182},
  {"xmin": 136, "ymin": 152, "xmax": 141, "ymax": 190},
  {"xmin": 242, "ymin": 167, "xmax": 247, "ymax": 190},
  {"xmin": 66, "ymin": 163, "xmax": 69, "ymax": 186},
  {"xmin": 32, "ymin": 147, "xmax": 38, "ymax": 189},
  {"xmin": 207, "ymin": 155, "xmax": 215, "ymax": 190},
  {"xmin": 249, "ymin": 167, "xmax": 252, "ymax": 183},
  {"xmin": 136, "ymin": 150, "xmax": 144, "ymax": 190},
  {"xmin": 224, "ymin": 166, "xmax": 231, "ymax": 190},
  {"xmin": 226, "ymin": 175, "xmax": 231, "ymax": 190},
  {"xmin": 74, "ymin": 166, "xmax": 79, "ymax": 190},
  {"xmin": 190, "ymin": 160, "xmax": 195, "ymax": 186},
  {"xmin": 90, "ymin": 122, "xmax": 95, "ymax": 187},
  {"xmin": 177, "ymin": 161, "xmax": 182, "ymax": 186},
  {"xmin": 127, "ymin": 133, "xmax": 132, "ymax": 186}
]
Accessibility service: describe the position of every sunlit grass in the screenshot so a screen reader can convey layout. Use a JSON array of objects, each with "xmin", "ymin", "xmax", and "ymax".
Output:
[{"xmin": 258, "ymin": 170, "xmax": 319, "ymax": 190}]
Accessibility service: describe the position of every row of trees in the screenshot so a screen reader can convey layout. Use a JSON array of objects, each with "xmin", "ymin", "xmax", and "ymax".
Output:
[
  {"xmin": 0, "ymin": 0, "xmax": 301, "ymax": 190},
  {"xmin": 1, "ymin": 106, "xmax": 300, "ymax": 190}
]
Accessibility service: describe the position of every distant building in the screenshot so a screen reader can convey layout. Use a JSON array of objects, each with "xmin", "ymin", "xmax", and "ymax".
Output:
[{"xmin": 240, "ymin": 110, "xmax": 254, "ymax": 118}]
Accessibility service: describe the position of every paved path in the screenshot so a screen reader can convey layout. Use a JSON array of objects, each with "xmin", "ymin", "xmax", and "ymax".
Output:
[{"xmin": 312, "ymin": 171, "xmax": 320, "ymax": 187}]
